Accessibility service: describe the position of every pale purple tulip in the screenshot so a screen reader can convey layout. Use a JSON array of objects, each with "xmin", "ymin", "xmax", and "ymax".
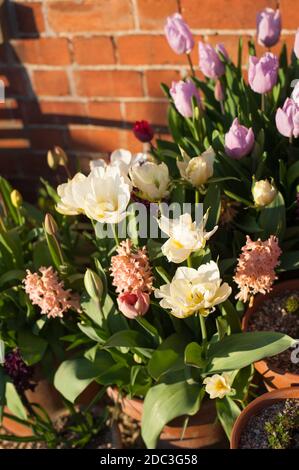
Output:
[
  {"xmin": 214, "ymin": 80, "xmax": 225, "ymax": 102},
  {"xmin": 165, "ymin": 13, "xmax": 194, "ymax": 55},
  {"xmin": 198, "ymin": 42, "xmax": 225, "ymax": 79},
  {"xmin": 248, "ymin": 52, "xmax": 279, "ymax": 94},
  {"xmin": 257, "ymin": 8, "xmax": 281, "ymax": 48},
  {"xmin": 224, "ymin": 118, "xmax": 255, "ymax": 159},
  {"xmin": 275, "ymin": 98, "xmax": 299, "ymax": 139},
  {"xmin": 294, "ymin": 28, "xmax": 299, "ymax": 59},
  {"xmin": 170, "ymin": 80, "xmax": 201, "ymax": 118},
  {"xmin": 292, "ymin": 81, "xmax": 299, "ymax": 105}
]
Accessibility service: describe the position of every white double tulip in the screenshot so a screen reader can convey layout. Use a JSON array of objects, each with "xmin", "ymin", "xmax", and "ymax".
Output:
[
  {"xmin": 56, "ymin": 166, "xmax": 131, "ymax": 224},
  {"xmin": 157, "ymin": 212, "xmax": 218, "ymax": 263},
  {"xmin": 155, "ymin": 261, "xmax": 231, "ymax": 318},
  {"xmin": 90, "ymin": 148, "xmax": 148, "ymax": 178},
  {"xmin": 252, "ymin": 179, "xmax": 277, "ymax": 207},
  {"xmin": 177, "ymin": 147, "xmax": 215, "ymax": 187},
  {"xmin": 129, "ymin": 161, "xmax": 170, "ymax": 201}
]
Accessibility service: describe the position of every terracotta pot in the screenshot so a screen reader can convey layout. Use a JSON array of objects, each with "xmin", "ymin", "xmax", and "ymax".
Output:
[
  {"xmin": 3, "ymin": 367, "xmax": 101, "ymax": 437},
  {"xmin": 107, "ymin": 387, "xmax": 227, "ymax": 449},
  {"xmin": 231, "ymin": 387, "xmax": 299, "ymax": 449},
  {"xmin": 242, "ymin": 280, "xmax": 299, "ymax": 390}
]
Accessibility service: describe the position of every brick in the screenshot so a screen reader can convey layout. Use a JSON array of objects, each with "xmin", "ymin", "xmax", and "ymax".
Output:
[
  {"xmin": 33, "ymin": 70, "xmax": 70, "ymax": 96},
  {"xmin": 124, "ymin": 101, "xmax": 168, "ymax": 126},
  {"xmin": 14, "ymin": 1, "xmax": 45, "ymax": 36},
  {"xmin": 137, "ymin": 0, "xmax": 178, "ymax": 29},
  {"xmin": 67, "ymin": 126, "xmax": 141, "ymax": 153},
  {"xmin": 28, "ymin": 127, "xmax": 67, "ymax": 150},
  {"xmin": 74, "ymin": 70, "xmax": 143, "ymax": 97},
  {"xmin": 280, "ymin": 0, "xmax": 299, "ymax": 29},
  {"xmin": 180, "ymin": 0, "xmax": 277, "ymax": 29},
  {"xmin": 39, "ymin": 101, "xmax": 88, "ymax": 124},
  {"xmin": 145, "ymin": 70, "xmax": 182, "ymax": 97},
  {"xmin": 0, "ymin": 128, "xmax": 30, "ymax": 148},
  {"xmin": 0, "ymin": 67, "xmax": 30, "ymax": 97},
  {"xmin": 73, "ymin": 37, "xmax": 115, "ymax": 65},
  {"xmin": 117, "ymin": 35, "xmax": 187, "ymax": 65},
  {"xmin": 87, "ymin": 102, "xmax": 122, "ymax": 121},
  {"xmin": 11, "ymin": 38, "xmax": 71, "ymax": 65},
  {"xmin": 47, "ymin": 0, "xmax": 134, "ymax": 33}
]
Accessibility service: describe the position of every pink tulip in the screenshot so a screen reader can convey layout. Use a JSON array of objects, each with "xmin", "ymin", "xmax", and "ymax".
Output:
[
  {"xmin": 248, "ymin": 52, "xmax": 279, "ymax": 94},
  {"xmin": 275, "ymin": 98, "xmax": 299, "ymax": 139},
  {"xmin": 214, "ymin": 80, "xmax": 225, "ymax": 102},
  {"xmin": 117, "ymin": 291, "xmax": 150, "ymax": 319},
  {"xmin": 170, "ymin": 80, "xmax": 201, "ymax": 118},
  {"xmin": 294, "ymin": 29, "xmax": 299, "ymax": 59},
  {"xmin": 198, "ymin": 42, "xmax": 225, "ymax": 79},
  {"xmin": 225, "ymin": 118, "xmax": 255, "ymax": 159},
  {"xmin": 165, "ymin": 13, "xmax": 194, "ymax": 55},
  {"xmin": 257, "ymin": 8, "xmax": 281, "ymax": 48}
]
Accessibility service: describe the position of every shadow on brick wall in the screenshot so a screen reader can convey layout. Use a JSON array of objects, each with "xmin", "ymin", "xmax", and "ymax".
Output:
[{"xmin": 0, "ymin": 1, "xmax": 167, "ymax": 201}]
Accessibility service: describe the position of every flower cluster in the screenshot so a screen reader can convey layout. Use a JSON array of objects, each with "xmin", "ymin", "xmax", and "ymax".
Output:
[
  {"xmin": 23, "ymin": 267, "xmax": 80, "ymax": 318},
  {"xmin": 234, "ymin": 236, "xmax": 282, "ymax": 303},
  {"xmin": 110, "ymin": 240, "xmax": 153, "ymax": 319},
  {"xmin": 4, "ymin": 349, "xmax": 36, "ymax": 393}
]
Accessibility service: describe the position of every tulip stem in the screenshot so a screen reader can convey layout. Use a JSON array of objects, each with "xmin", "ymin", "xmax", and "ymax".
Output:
[
  {"xmin": 289, "ymin": 135, "xmax": 293, "ymax": 145},
  {"xmin": 199, "ymin": 314, "xmax": 207, "ymax": 350},
  {"xmin": 112, "ymin": 223, "xmax": 120, "ymax": 246},
  {"xmin": 187, "ymin": 53, "xmax": 195, "ymax": 77},
  {"xmin": 261, "ymin": 93, "xmax": 266, "ymax": 113},
  {"xmin": 187, "ymin": 256, "xmax": 192, "ymax": 268},
  {"xmin": 195, "ymin": 189, "xmax": 200, "ymax": 204},
  {"xmin": 220, "ymin": 100, "xmax": 225, "ymax": 115}
]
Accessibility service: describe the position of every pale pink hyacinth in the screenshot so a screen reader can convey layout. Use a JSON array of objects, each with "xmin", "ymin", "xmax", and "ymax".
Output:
[
  {"xmin": 23, "ymin": 267, "xmax": 80, "ymax": 318},
  {"xmin": 234, "ymin": 235, "xmax": 281, "ymax": 303},
  {"xmin": 110, "ymin": 240, "xmax": 153, "ymax": 295}
]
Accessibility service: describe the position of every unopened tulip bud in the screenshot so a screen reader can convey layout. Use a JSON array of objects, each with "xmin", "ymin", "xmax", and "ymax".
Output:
[
  {"xmin": 84, "ymin": 269, "xmax": 103, "ymax": 300},
  {"xmin": 55, "ymin": 146, "xmax": 68, "ymax": 167},
  {"xmin": 214, "ymin": 80, "xmax": 225, "ymax": 102},
  {"xmin": 252, "ymin": 179, "xmax": 277, "ymax": 207},
  {"xmin": 47, "ymin": 149, "xmax": 59, "ymax": 170},
  {"xmin": 44, "ymin": 213, "xmax": 58, "ymax": 236},
  {"xmin": 294, "ymin": 29, "xmax": 299, "ymax": 59},
  {"xmin": 10, "ymin": 189, "xmax": 23, "ymax": 208}
]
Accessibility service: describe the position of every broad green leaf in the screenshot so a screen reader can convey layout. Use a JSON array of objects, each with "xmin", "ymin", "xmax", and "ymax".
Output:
[
  {"xmin": 81, "ymin": 294, "xmax": 104, "ymax": 327},
  {"xmin": 148, "ymin": 334, "xmax": 188, "ymax": 380},
  {"xmin": 279, "ymin": 251, "xmax": 299, "ymax": 271},
  {"xmin": 5, "ymin": 381, "xmax": 27, "ymax": 421},
  {"xmin": 18, "ymin": 330, "xmax": 47, "ymax": 366},
  {"xmin": 204, "ymin": 184, "xmax": 221, "ymax": 230},
  {"xmin": 78, "ymin": 323, "xmax": 105, "ymax": 343},
  {"xmin": 259, "ymin": 191, "xmax": 286, "ymax": 239},
  {"xmin": 184, "ymin": 342, "xmax": 205, "ymax": 369},
  {"xmin": 206, "ymin": 331, "xmax": 295, "ymax": 373},
  {"xmin": 141, "ymin": 381, "xmax": 201, "ymax": 449},
  {"xmin": 220, "ymin": 300, "xmax": 241, "ymax": 333},
  {"xmin": 216, "ymin": 396, "xmax": 241, "ymax": 439},
  {"xmin": 0, "ymin": 269, "xmax": 25, "ymax": 287},
  {"xmin": 54, "ymin": 351, "xmax": 115, "ymax": 402},
  {"xmin": 103, "ymin": 330, "xmax": 153, "ymax": 349}
]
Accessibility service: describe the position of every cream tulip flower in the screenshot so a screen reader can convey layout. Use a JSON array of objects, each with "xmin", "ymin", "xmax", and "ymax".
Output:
[
  {"xmin": 56, "ymin": 172, "xmax": 90, "ymax": 215},
  {"xmin": 155, "ymin": 261, "xmax": 231, "ymax": 318},
  {"xmin": 129, "ymin": 161, "xmax": 170, "ymax": 201},
  {"xmin": 203, "ymin": 373, "xmax": 232, "ymax": 399},
  {"xmin": 90, "ymin": 149, "xmax": 148, "ymax": 178},
  {"xmin": 252, "ymin": 179, "xmax": 277, "ymax": 207},
  {"xmin": 83, "ymin": 166, "xmax": 131, "ymax": 224},
  {"xmin": 157, "ymin": 212, "xmax": 218, "ymax": 263},
  {"xmin": 177, "ymin": 147, "xmax": 215, "ymax": 187}
]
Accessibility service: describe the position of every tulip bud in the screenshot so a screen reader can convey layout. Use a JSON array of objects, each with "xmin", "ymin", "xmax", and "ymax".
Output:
[
  {"xmin": 177, "ymin": 147, "xmax": 215, "ymax": 187},
  {"xmin": 164, "ymin": 13, "xmax": 194, "ymax": 55},
  {"xmin": 198, "ymin": 42, "xmax": 225, "ymax": 79},
  {"xmin": 252, "ymin": 179, "xmax": 277, "ymax": 207},
  {"xmin": 275, "ymin": 98, "xmax": 299, "ymax": 139},
  {"xmin": 257, "ymin": 8, "xmax": 281, "ymax": 48},
  {"xmin": 47, "ymin": 146, "xmax": 68, "ymax": 170},
  {"xmin": 133, "ymin": 120, "xmax": 154, "ymax": 143},
  {"xmin": 214, "ymin": 80, "xmax": 225, "ymax": 102},
  {"xmin": 248, "ymin": 52, "xmax": 279, "ymax": 94},
  {"xmin": 44, "ymin": 213, "xmax": 58, "ymax": 236},
  {"xmin": 117, "ymin": 291, "xmax": 150, "ymax": 319},
  {"xmin": 170, "ymin": 80, "xmax": 201, "ymax": 118},
  {"xmin": 225, "ymin": 118, "xmax": 255, "ymax": 159},
  {"xmin": 10, "ymin": 189, "xmax": 23, "ymax": 208},
  {"xmin": 84, "ymin": 269, "xmax": 104, "ymax": 300}
]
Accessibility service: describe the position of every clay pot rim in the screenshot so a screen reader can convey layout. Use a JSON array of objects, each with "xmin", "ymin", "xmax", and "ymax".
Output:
[
  {"xmin": 242, "ymin": 279, "xmax": 299, "ymax": 380},
  {"xmin": 230, "ymin": 386, "xmax": 299, "ymax": 449}
]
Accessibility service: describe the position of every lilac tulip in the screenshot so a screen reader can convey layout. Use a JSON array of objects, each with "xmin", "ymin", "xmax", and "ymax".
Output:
[
  {"xmin": 294, "ymin": 28, "xmax": 299, "ymax": 59},
  {"xmin": 224, "ymin": 118, "xmax": 255, "ymax": 159},
  {"xmin": 165, "ymin": 13, "xmax": 194, "ymax": 55},
  {"xmin": 275, "ymin": 98, "xmax": 299, "ymax": 139},
  {"xmin": 292, "ymin": 81, "xmax": 299, "ymax": 105},
  {"xmin": 198, "ymin": 42, "xmax": 225, "ymax": 79},
  {"xmin": 214, "ymin": 80, "xmax": 225, "ymax": 102},
  {"xmin": 248, "ymin": 52, "xmax": 279, "ymax": 94},
  {"xmin": 170, "ymin": 80, "xmax": 201, "ymax": 118},
  {"xmin": 257, "ymin": 8, "xmax": 281, "ymax": 48}
]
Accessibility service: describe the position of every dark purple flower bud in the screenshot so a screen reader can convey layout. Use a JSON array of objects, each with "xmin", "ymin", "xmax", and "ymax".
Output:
[
  {"xmin": 133, "ymin": 120, "xmax": 154, "ymax": 143},
  {"xmin": 4, "ymin": 349, "xmax": 36, "ymax": 394}
]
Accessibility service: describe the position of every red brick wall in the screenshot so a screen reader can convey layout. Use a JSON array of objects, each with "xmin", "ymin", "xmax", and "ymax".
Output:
[{"xmin": 0, "ymin": 0, "xmax": 298, "ymax": 185}]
